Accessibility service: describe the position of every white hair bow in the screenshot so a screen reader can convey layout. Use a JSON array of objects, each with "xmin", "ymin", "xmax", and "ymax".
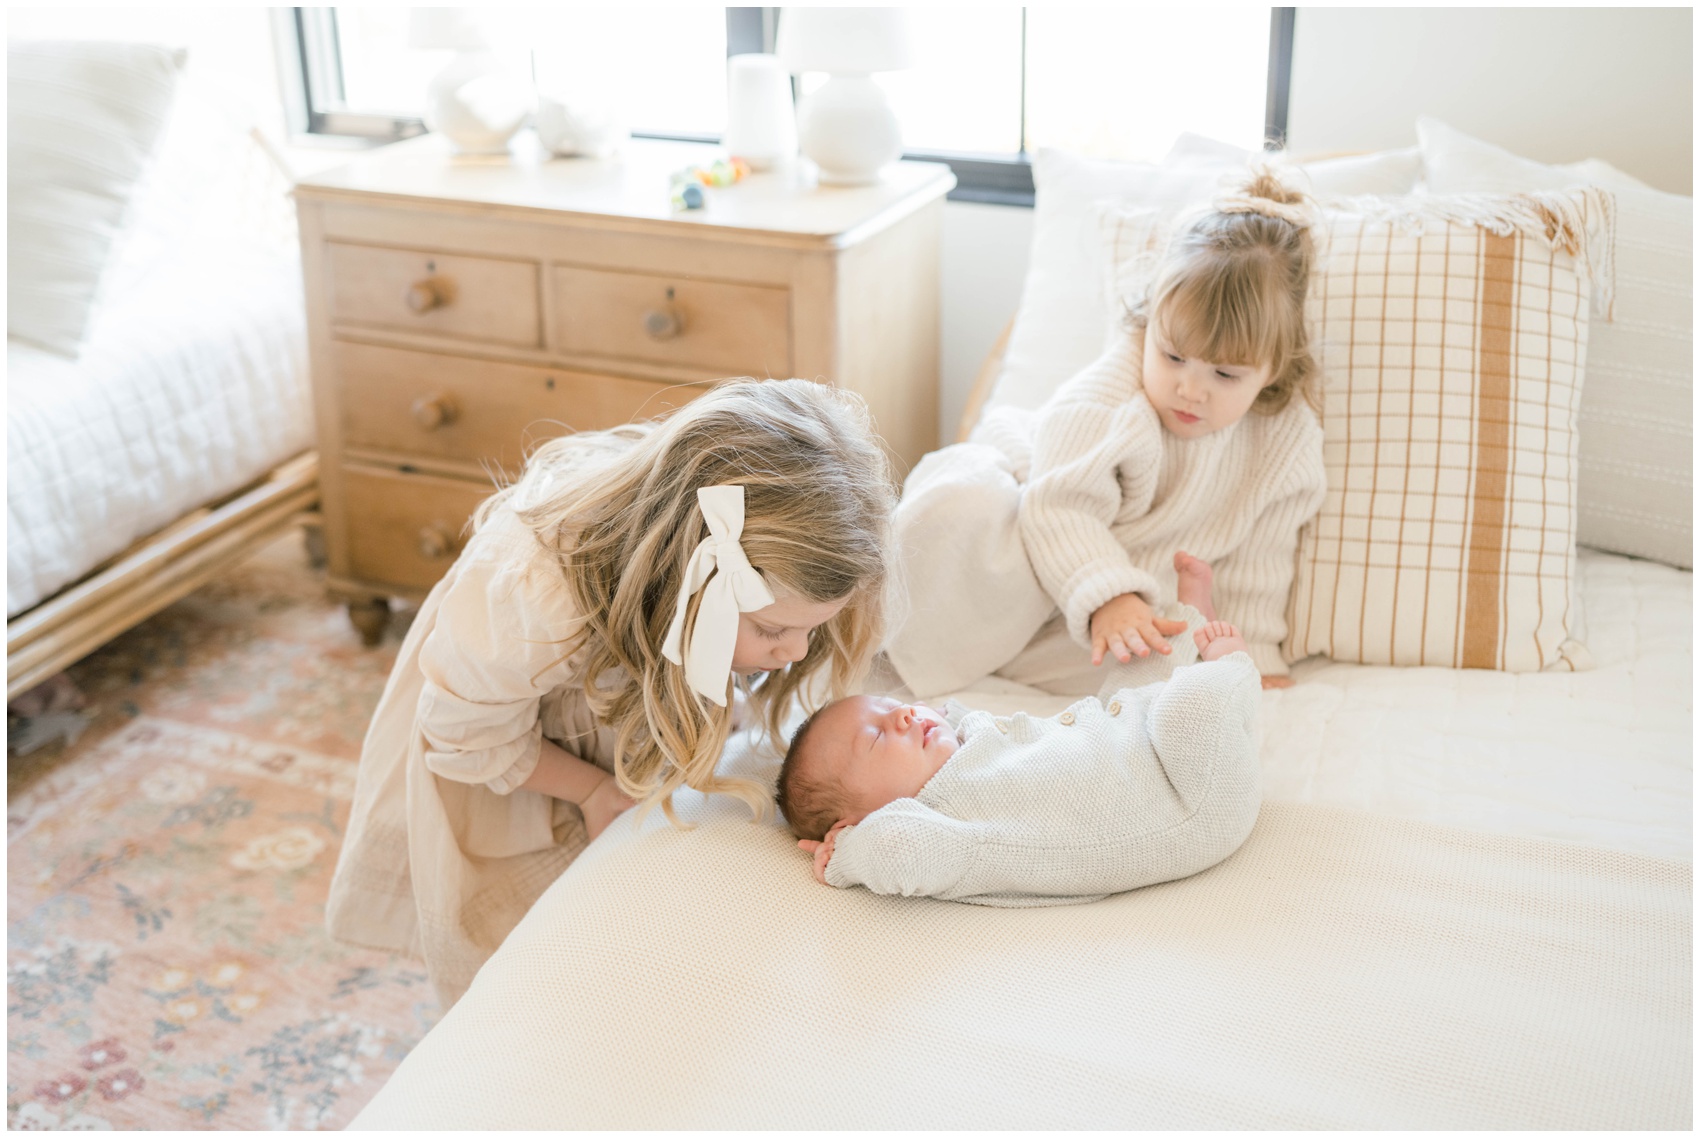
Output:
[{"xmin": 661, "ymin": 485, "xmax": 776, "ymax": 706}]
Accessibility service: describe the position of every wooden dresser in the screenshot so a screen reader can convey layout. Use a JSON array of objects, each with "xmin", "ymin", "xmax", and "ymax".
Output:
[{"xmin": 294, "ymin": 135, "xmax": 954, "ymax": 643}]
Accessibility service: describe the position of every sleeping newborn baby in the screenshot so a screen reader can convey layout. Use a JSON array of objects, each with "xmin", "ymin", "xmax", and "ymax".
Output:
[{"xmin": 777, "ymin": 619, "xmax": 1263, "ymax": 906}]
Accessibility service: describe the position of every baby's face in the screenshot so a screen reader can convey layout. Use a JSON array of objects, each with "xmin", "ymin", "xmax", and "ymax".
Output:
[{"xmin": 810, "ymin": 696, "xmax": 959, "ymax": 820}]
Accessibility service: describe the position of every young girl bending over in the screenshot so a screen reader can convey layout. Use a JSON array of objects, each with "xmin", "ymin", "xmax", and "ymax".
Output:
[
  {"xmin": 327, "ymin": 379, "xmax": 895, "ymax": 1005},
  {"xmin": 888, "ymin": 171, "xmax": 1326, "ymax": 697}
]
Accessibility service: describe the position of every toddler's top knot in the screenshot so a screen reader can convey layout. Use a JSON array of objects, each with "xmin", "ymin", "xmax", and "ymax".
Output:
[{"xmin": 1213, "ymin": 168, "xmax": 1315, "ymax": 229}]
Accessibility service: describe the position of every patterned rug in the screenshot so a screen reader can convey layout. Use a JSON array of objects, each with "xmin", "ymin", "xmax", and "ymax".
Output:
[{"xmin": 7, "ymin": 533, "xmax": 434, "ymax": 1130}]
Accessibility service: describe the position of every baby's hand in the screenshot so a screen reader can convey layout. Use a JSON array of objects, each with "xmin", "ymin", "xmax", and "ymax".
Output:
[
  {"xmin": 796, "ymin": 820, "xmax": 852, "ymax": 885},
  {"xmin": 1089, "ymin": 593, "xmax": 1190, "ymax": 665}
]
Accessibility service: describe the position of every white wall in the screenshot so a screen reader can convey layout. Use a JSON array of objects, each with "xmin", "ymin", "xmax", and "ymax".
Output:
[
  {"xmin": 937, "ymin": 201, "xmax": 1032, "ymax": 445},
  {"xmin": 1285, "ymin": 6, "xmax": 1693, "ymax": 194}
]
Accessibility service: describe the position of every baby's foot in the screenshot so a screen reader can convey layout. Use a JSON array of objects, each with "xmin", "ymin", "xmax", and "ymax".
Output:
[
  {"xmin": 1195, "ymin": 620, "xmax": 1248, "ymax": 662},
  {"xmin": 1173, "ymin": 551, "xmax": 1217, "ymax": 620}
]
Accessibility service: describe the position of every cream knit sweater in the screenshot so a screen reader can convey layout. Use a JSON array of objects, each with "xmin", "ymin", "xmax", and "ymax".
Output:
[{"xmin": 1017, "ymin": 336, "xmax": 1326, "ymax": 676}]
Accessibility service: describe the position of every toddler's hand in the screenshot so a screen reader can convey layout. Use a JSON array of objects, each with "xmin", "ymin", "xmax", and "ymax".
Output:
[
  {"xmin": 1089, "ymin": 593, "xmax": 1190, "ymax": 665},
  {"xmin": 580, "ymin": 775, "xmax": 637, "ymax": 841}
]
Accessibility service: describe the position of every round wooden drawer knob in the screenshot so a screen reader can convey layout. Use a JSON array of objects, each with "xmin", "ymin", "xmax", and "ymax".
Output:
[
  {"xmin": 418, "ymin": 524, "xmax": 457, "ymax": 561},
  {"xmin": 411, "ymin": 393, "xmax": 460, "ymax": 430},
  {"xmin": 643, "ymin": 304, "xmax": 684, "ymax": 341},
  {"xmin": 405, "ymin": 277, "xmax": 450, "ymax": 313}
]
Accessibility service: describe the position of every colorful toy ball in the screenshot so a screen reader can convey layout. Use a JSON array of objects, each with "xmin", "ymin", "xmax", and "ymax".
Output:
[{"xmin": 669, "ymin": 156, "xmax": 751, "ymax": 210}]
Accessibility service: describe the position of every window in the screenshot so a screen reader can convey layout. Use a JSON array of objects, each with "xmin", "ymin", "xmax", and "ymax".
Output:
[{"xmin": 282, "ymin": 7, "xmax": 1293, "ymax": 205}]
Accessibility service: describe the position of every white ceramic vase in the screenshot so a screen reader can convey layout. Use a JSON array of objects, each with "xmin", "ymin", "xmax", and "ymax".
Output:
[
  {"xmin": 534, "ymin": 93, "xmax": 629, "ymax": 159},
  {"xmin": 424, "ymin": 50, "xmax": 532, "ymax": 155}
]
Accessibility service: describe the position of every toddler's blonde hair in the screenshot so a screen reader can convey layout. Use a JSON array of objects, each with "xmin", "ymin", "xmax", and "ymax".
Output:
[
  {"xmin": 1127, "ymin": 168, "xmax": 1319, "ymax": 414},
  {"xmin": 473, "ymin": 378, "xmax": 896, "ymax": 823}
]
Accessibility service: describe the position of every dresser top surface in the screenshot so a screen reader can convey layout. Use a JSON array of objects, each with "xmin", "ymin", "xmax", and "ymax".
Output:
[{"xmin": 296, "ymin": 134, "xmax": 956, "ymax": 245}]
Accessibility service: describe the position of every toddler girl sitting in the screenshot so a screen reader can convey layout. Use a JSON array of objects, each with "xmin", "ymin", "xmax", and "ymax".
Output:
[
  {"xmin": 887, "ymin": 170, "xmax": 1326, "ymax": 700},
  {"xmin": 778, "ymin": 561, "xmax": 1260, "ymax": 905}
]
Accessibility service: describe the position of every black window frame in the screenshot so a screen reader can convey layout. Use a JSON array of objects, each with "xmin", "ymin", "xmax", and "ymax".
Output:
[{"xmin": 278, "ymin": 6, "xmax": 1295, "ymax": 207}]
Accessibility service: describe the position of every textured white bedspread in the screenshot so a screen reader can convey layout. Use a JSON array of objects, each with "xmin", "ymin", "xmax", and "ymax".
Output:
[
  {"xmin": 352, "ymin": 549, "xmax": 1691, "ymax": 1130},
  {"xmin": 6, "ymin": 244, "xmax": 310, "ymax": 617},
  {"xmin": 354, "ymin": 801, "xmax": 1689, "ymax": 1130}
]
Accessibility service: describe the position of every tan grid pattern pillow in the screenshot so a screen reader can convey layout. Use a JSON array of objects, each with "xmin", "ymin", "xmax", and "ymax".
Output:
[{"xmin": 1102, "ymin": 190, "xmax": 1614, "ymax": 672}]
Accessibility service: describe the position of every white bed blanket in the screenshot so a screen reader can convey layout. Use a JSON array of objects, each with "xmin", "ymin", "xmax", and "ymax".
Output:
[
  {"xmin": 352, "ymin": 549, "xmax": 1690, "ymax": 1129},
  {"xmin": 352, "ymin": 799, "xmax": 1688, "ymax": 1130},
  {"xmin": 6, "ymin": 244, "xmax": 310, "ymax": 617}
]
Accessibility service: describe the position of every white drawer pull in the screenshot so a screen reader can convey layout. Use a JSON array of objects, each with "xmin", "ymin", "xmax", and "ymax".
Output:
[
  {"xmin": 418, "ymin": 524, "xmax": 457, "ymax": 560},
  {"xmin": 405, "ymin": 276, "xmax": 452, "ymax": 313},
  {"xmin": 410, "ymin": 393, "xmax": 460, "ymax": 430}
]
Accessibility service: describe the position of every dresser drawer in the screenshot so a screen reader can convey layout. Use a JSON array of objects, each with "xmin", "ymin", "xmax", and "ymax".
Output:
[
  {"xmin": 328, "ymin": 242, "xmax": 542, "ymax": 348},
  {"xmin": 335, "ymin": 341, "xmax": 711, "ymax": 472},
  {"xmin": 551, "ymin": 265, "xmax": 790, "ymax": 377},
  {"xmin": 340, "ymin": 466, "xmax": 494, "ymax": 593}
]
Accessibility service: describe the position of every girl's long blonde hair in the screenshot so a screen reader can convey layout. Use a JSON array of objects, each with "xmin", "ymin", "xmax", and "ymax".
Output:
[
  {"xmin": 472, "ymin": 378, "xmax": 895, "ymax": 822},
  {"xmin": 1127, "ymin": 168, "xmax": 1320, "ymax": 414}
]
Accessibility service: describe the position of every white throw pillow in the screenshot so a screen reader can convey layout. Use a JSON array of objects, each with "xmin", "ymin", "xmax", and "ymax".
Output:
[
  {"xmin": 1296, "ymin": 147, "xmax": 1424, "ymax": 196},
  {"xmin": 1161, "ymin": 131, "xmax": 1254, "ymax": 167},
  {"xmin": 7, "ymin": 40, "xmax": 186, "ymax": 357},
  {"xmin": 1163, "ymin": 132, "xmax": 1426, "ymax": 197},
  {"xmin": 991, "ymin": 149, "xmax": 1229, "ymax": 413},
  {"xmin": 1558, "ymin": 157, "xmax": 1653, "ymax": 195},
  {"xmin": 1417, "ymin": 117, "xmax": 1692, "ymax": 569},
  {"xmin": 99, "ymin": 71, "xmax": 297, "ymax": 303}
]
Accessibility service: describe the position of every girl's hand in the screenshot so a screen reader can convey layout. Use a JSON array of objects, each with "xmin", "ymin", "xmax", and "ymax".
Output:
[
  {"xmin": 797, "ymin": 820, "xmax": 851, "ymax": 885},
  {"xmin": 579, "ymin": 774, "xmax": 637, "ymax": 841},
  {"xmin": 1261, "ymin": 674, "xmax": 1295, "ymax": 690},
  {"xmin": 1089, "ymin": 593, "xmax": 1190, "ymax": 666}
]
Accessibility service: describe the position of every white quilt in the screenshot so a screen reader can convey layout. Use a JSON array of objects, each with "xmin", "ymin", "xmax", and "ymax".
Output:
[
  {"xmin": 6, "ymin": 249, "xmax": 311, "ymax": 617},
  {"xmin": 6, "ymin": 72, "xmax": 312, "ymax": 619},
  {"xmin": 351, "ymin": 549, "xmax": 1691, "ymax": 1129}
]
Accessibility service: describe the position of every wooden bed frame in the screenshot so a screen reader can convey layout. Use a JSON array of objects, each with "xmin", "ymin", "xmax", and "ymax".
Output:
[{"xmin": 6, "ymin": 453, "xmax": 319, "ymax": 701}]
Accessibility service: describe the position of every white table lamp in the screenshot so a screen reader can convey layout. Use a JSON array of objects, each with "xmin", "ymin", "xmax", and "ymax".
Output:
[
  {"xmin": 777, "ymin": 7, "xmax": 913, "ymax": 185},
  {"xmin": 410, "ymin": 7, "xmax": 531, "ymax": 155}
]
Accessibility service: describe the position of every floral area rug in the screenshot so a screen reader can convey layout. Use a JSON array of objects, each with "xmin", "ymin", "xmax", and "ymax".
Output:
[{"xmin": 7, "ymin": 533, "xmax": 434, "ymax": 1130}]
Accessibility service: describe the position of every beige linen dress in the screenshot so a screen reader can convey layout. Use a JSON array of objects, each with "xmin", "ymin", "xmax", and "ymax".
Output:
[{"xmin": 326, "ymin": 500, "xmax": 620, "ymax": 1007}]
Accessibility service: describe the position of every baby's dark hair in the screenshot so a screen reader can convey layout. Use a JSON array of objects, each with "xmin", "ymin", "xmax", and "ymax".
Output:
[{"xmin": 775, "ymin": 703, "xmax": 851, "ymax": 842}]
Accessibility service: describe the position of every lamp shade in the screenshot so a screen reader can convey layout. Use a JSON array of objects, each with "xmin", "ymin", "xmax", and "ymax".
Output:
[
  {"xmin": 776, "ymin": 7, "xmax": 913, "ymax": 74},
  {"xmin": 408, "ymin": 8, "xmax": 490, "ymax": 52}
]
